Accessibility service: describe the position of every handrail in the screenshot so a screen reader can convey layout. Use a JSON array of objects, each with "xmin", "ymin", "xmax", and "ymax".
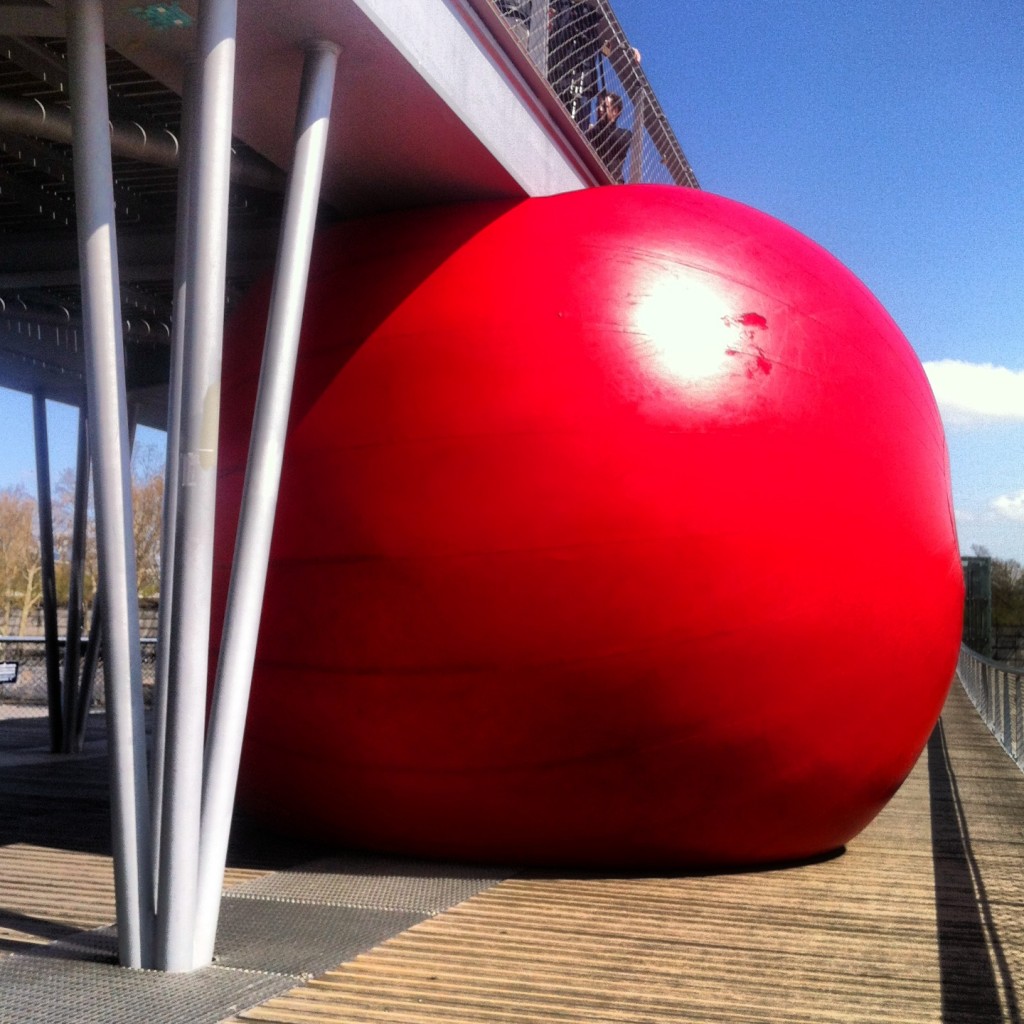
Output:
[
  {"xmin": 957, "ymin": 643, "xmax": 1024, "ymax": 771},
  {"xmin": 0, "ymin": 635, "xmax": 158, "ymax": 708},
  {"xmin": 589, "ymin": 0, "xmax": 698, "ymax": 187},
  {"xmin": 484, "ymin": 0, "xmax": 699, "ymax": 188},
  {"xmin": 0, "ymin": 635, "xmax": 157, "ymax": 645}
]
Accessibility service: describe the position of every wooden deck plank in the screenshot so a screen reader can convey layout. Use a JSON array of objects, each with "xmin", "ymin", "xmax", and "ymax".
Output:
[
  {"xmin": 224, "ymin": 682, "xmax": 1024, "ymax": 1024},
  {"xmin": 0, "ymin": 840, "xmax": 269, "ymax": 955}
]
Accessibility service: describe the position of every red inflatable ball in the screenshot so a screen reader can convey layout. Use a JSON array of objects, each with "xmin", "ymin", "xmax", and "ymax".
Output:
[{"xmin": 213, "ymin": 185, "xmax": 963, "ymax": 868}]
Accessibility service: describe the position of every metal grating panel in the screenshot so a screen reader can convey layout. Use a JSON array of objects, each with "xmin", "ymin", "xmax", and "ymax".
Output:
[
  {"xmin": 210, "ymin": 898, "xmax": 427, "ymax": 978},
  {"xmin": 2, "ymin": 901, "xmax": 435, "ymax": 1019},
  {"xmin": 0, "ymin": 957, "xmax": 290, "ymax": 1024},
  {"xmin": 223, "ymin": 854, "xmax": 515, "ymax": 912}
]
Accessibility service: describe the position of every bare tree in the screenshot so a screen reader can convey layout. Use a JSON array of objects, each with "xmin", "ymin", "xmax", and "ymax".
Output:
[
  {"xmin": 992, "ymin": 558, "xmax": 1024, "ymax": 627},
  {"xmin": 0, "ymin": 444, "xmax": 165, "ymax": 637},
  {"xmin": 52, "ymin": 466, "xmax": 98, "ymax": 613},
  {"xmin": 0, "ymin": 485, "xmax": 41, "ymax": 634},
  {"xmin": 132, "ymin": 444, "xmax": 164, "ymax": 600}
]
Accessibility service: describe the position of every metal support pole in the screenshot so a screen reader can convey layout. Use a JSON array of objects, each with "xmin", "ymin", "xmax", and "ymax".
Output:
[
  {"xmin": 1003, "ymin": 671, "xmax": 1012, "ymax": 753},
  {"xmin": 72, "ymin": 413, "xmax": 136, "ymax": 754},
  {"xmin": 72, "ymin": 594, "xmax": 101, "ymax": 751},
  {"xmin": 150, "ymin": 58, "xmax": 196, "ymax": 905},
  {"xmin": 156, "ymin": 0, "xmax": 238, "ymax": 972},
  {"xmin": 193, "ymin": 40, "xmax": 339, "ymax": 967},
  {"xmin": 31, "ymin": 391, "xmax": 63, "ymax": 753},
  {"xmin": 627, "ymin": 95, "xmax": 644, "ymax": 185},
  {"xmin": 67, "ymin": 0, "xmax": 153, "ymax": 969},
  {"xmin": 62, "ymin": 407, "xmax": 90, "ymax": 753},
  {"xmin": 1011, "ymin": 679, "xmax": 1019, "ymax": 770}
]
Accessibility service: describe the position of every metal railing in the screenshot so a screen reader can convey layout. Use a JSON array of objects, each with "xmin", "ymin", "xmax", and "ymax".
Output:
[
  {"xmin": 488, "ymin": 0, "xmax": 699, "ymax": 188},
  {"xmin": 0, "ymin": 635, "xmax": 158, "ymax": 707},
  {"xmin": 958, "ymin": 643, "xmax": 1024, "ymax": 771}
]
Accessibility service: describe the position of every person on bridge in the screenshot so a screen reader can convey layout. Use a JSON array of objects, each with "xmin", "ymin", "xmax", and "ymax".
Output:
[
  {"xmin": 586, "ymin": 90, "xmax": 632, "ymax": 182},
  {"xmin": 548, "ymin": 1, "xmax": 641, "ymax": 128}
]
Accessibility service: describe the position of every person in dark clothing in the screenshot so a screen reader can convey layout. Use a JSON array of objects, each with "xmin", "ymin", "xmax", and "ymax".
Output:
[
  {"xmin": 547, "ymin": 1, "xmax": 643, "ymax": 129},
  {"xmin": 586, "ymin": 90, "xmax": 632, "ymax": 182}
]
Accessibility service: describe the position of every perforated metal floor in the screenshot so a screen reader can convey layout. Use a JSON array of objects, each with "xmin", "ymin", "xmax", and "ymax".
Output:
[
  {"xmin": 0, "ymin": 711, "xmax": 518, "ymax": 1023},
  {"xmin": 215, "ymin": 900, "xmax": 428, "ymax": 975},
  {"xmin": 224, "ymin": 853, "xmax": 515, "ymax": 912},
  {"xmin": 0, "ymin": 860, "xmax": 515, "ymax": 1023},
  {"xmin": 0, "ymin": 956, "xmax": 293, "ymax": 1024}
]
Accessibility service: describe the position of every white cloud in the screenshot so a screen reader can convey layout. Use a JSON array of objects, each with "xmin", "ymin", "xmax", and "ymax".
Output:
[
  {"xmin": 993, "ymin": 490, "xmax": 1024, "ymax": 523},
  {"xmin": 923, "ymin": 360, "xmax": 1024, "ymax": 425}
]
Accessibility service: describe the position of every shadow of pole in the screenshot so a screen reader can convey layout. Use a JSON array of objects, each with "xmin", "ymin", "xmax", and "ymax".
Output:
[
  {"xmin": 0, "ymin": 908, "xmax": 84, "ymax": 950},
  {"xmin": 928, "ymin": 721, "xmax": 1020, "ymax": 1024}
]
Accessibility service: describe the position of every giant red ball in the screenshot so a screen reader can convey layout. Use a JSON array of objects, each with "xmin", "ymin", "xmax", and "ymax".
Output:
[{"xmin": 214, "ymin": 185, "xmax": 964, "ymax": 868}]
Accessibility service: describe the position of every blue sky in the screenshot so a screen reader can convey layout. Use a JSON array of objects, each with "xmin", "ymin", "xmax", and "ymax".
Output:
[
  {"xmin": 613, "ymin": 0, "xmax": 1024, "ymax": 561},
  {"xmin": 1, "ymin": 1, "xmax": 1022, "ymax": 561}
]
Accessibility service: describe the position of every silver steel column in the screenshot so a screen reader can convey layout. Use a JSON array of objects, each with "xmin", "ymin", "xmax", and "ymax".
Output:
[
  {"xmin": 66, "ymin": 0, "xmax": 153, "ymax": 968},
  {"xmin": 72, "ymin": 594, "xmax": 101, "ymax": 751},
  {"xmin": 156, "ymin": 0, "xmax": 238, "ymax": 972},
  {"xmin": 150, "ymin": 59, "xmax": 196, "ymax": 901},
  {"xmin": 61, "ymin": 407, "xmax": 89, "ymax": 754},
  {"xmin": 72, "ymin": 413, "xmax": 136, "ymax": 754},
  {"xmin": 193, "ymin": 40, "xmax": 339, "ymax": 967},
  {"xmin": 627, "ymin": 95, "xmax": 644, "ymax": 185},
  {"xmin": 31, "ymin": 391, "xmax": 63, "ymax": 753}
]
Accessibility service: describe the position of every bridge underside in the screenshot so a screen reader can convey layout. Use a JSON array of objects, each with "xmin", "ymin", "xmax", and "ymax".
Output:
[{"xmin": 0, "ymin": 0, "xmax": 599, "ymax": 422}]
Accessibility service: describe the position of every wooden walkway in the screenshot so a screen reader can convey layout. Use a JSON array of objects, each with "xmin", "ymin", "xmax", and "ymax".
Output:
[{"xmin": 3, "ymin": 681, "xmax": 1024, "ymax": 1023}]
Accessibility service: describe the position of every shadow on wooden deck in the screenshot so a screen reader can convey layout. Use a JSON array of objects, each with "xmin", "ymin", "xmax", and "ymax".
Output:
[{"xmin": 930, "ymin": 716, "xmax": 1021, "ymax": 1024}]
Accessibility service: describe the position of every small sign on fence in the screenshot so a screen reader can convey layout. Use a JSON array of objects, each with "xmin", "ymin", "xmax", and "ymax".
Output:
[{"xmin": 0, "ymin": 662, "xmax": 18, "ymax": 684}]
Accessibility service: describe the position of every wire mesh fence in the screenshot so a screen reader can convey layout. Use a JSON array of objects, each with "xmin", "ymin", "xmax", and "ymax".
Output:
[
  {"xmin": 489, "ymin": 0, "xmax": 699, "ymax": 188},
  {"xmin": 0, "ymin": 635, "xmax": 158, "ymax": 708},
  {"xmin": 958, "ymin": 643, "xmax": 1024, "ymax": 772}
]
